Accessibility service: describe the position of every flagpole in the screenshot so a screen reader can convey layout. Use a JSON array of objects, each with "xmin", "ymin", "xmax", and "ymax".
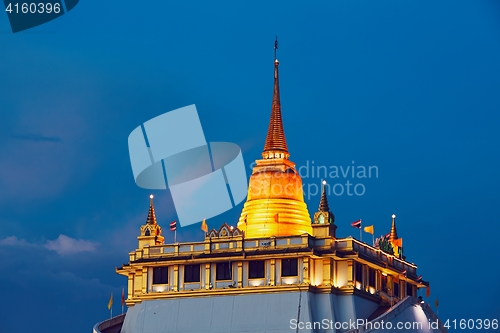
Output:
[
  {"xmin": 360, "ymin": 219, "xmax": 362, "ymax": 241},
  {"xmin": 174, "ymin": 229, "xmax": 177, "ymax": 243},
  {"xmin": 372, "ymin": 234, "xmax": 375, "ymax": 247}
]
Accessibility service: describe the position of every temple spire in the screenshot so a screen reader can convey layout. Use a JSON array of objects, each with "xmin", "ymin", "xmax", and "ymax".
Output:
[
  {"xmin": 138, "ymin": 194, "xmax": 164, "ymax": 248},
  {"xmin": 263, "ymin": 37, "xmax": 289, "ymax": 159},
  {"xmin": 390, "ymin": 214, "xmax": 398, "ymax": 242},
  {"xmin": 319, "ymin": 180, "xmax": 330, "ymax": 212},
  {"xmin": 146, "ymin": 194, "xmax": 157, "ymax": 225}
]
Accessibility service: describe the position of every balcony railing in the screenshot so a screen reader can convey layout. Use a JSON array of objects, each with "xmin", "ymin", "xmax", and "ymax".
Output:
[
  {"xmin": 336, "ymin": 237, "xmax": 418, "ymax": 276},
  {"xmin": 130, "ymin": 234, "xmax": 311, "ymax": 261},
  {"xmin": 128, "ymin": 234, "xmax": 417, "ymax": 278}
]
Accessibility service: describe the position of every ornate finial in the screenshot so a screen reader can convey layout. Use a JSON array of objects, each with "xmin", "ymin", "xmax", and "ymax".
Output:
[
  {"xmin": 319, "ymin": 180, "xmax": 330, "ymax": 212},
  {"xmin": 390, "ymin": 214, "xmax": 398, "ymax": 242},
  {"xmin": 263, "ymin": 37, "xmax": 289, "ymax": 159},
  {"xmin": 146, "ymin": 194, "xmax": 157, "ymax": 225},
  {"xmin": 274, "ymin": 36, "xmax": 278, "ymax": 62}
]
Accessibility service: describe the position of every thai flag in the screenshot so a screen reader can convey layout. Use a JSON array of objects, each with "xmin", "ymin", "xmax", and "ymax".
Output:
[
  {"xmin": 170, "ymin": 220, "xmax": 177, "ymax": 231},
  {"xmin": 351, "ymin": 219, "xmax": 361, "ymax": 228}
]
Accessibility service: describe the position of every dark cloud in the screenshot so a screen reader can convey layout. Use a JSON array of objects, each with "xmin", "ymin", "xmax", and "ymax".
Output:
[{"xmin": 0, "ymin": 235, "xmax": 125, "ymax": 333}]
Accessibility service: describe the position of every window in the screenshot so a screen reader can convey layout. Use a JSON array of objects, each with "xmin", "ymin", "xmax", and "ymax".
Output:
[
  {"xmin": 355, "ymin": 263, "xmax": 363, "ymax": 282},
  {"xmin": 216, "ymin": 262, "xmax": 232, "ymax": 280},
  {"xmin": 394, "ymin": 282, "xmax": 399, "ymax": 297},
  {"xmin": 248, "ymin": 260, "xmax": 265, "ymax": 279},
  {"xmin": 381, "ymin": 275, "xmax": 387, "ymax": 292},
  {"xmin": 184, "ymin": 264, "xmax": 200, "ymax": 283},
  {"xmin": 153, "ymin": 267, "xmax": 168, "ymax": 284},
  {"xmin": 406, "ymin": 282, "xmax": 413, "ymax": 297},
  {"xmin": 368, "ymin": 268, "xmax": 376, "ymax": 287},
  {"xmin": 282, "ymin": 258, "xmax": 298, "ymax": 277}
]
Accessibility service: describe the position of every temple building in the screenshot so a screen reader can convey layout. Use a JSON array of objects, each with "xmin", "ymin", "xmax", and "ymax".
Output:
[{"xmin": 93, "ymin": 44, "xmax": 446, "ymax": 333}]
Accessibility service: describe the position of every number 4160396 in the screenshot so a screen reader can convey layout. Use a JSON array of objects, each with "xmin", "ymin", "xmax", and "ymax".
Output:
[{"xmin": 5, "ymin": 2, "xmax": 61, "ymax": 14}]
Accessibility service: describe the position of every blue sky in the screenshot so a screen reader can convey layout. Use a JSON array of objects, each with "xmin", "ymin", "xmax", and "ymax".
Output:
[{"xmin": 1, "ymin": 1, "xmax": 499, "ymax": 332}]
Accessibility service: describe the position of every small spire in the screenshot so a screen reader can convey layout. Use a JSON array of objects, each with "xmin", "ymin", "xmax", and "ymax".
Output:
[
  {"xmin": 263, "ymin": 36, "xmax": 289, "ymax": 159},
  {"xmin": 146, "ymin": 194, "xmax": 157, "ymax": 225},
  {"xmin": 319, "ymin": 180, "xmax": 330, "ymax": 212},
  {"xmin": 274, "ymin": 36, "xmax": 278, "ymax": 62},
  {"xmin": 390, "ymin": 214, "xmax": 398, "ymax": 242}
]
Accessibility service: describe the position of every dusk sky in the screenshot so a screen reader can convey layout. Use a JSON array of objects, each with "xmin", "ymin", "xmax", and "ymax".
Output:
[{"xmin": 1, "ymin": 1, "xmax": 500, "ymax": 332}]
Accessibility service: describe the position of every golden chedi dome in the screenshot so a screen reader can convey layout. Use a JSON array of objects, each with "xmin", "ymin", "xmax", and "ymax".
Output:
[{"xmin": 237, "ymin": 41, "xmax": 312, "ymax": 238}]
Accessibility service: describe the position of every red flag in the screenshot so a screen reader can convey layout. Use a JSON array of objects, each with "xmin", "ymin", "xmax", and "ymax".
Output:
[
  {"xmin": 274, "ymin": 213, "xmax": 279, "ymax": 223},
  {"xmin": 393, "ymin": 238, "xmax": 403, "ymax": 247},
  {"xmin": 121, "ymin": 288, "xmax": 125, "ymax": 306},
  {"xmin": 170, "ymin": 220, "xmax": 177, "ymax": 231},
  {"xmin": 351, "ymin": 219, "xmax": 361, "ymax": 228},
  {"xmin": 426, "ymin": 285, "xmax": 431, "ymax": 298}
]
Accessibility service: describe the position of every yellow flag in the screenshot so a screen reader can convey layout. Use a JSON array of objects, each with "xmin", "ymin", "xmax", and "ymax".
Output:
[
  {"xmin": 201, "ymin": 219, "xmax": 208, "ymax": 233},
  {"xmin": 363, "ymin": 225, "xmax": 374, "ymax": 234},
  {"xmin": 107, "ymin": 293, "xmax": 113, "ymax": 310}
]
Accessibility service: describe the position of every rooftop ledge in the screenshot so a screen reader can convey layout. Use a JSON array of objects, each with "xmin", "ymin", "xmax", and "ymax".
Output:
[{"xmin": 121, "ymin": 234, "xmax": 418, "ymax": 278}]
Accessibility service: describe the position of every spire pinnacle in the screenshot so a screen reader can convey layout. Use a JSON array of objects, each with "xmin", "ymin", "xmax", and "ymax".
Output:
[
  {"xmin": 390, "ymin": 214, "xmax": 398, "ymax": 242},
  {"xmin": 274, "ymin": 36, "xmax": 278, "ymax": 62},
  {"xmin": 319, "ymin": 180, "xmax": 330, "ymax": 212},
  {"xmin": 263, "ymin": 37, "xmax": 289, "ymax": 159},
  {"xmin": 146, "ymin": 194, "xmax": 157, "ymax": 225}
]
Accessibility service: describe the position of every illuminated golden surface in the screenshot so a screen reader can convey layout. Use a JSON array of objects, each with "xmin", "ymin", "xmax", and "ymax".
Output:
[{"xmin": 237, "ymin": 158, "xmax": 312, "ymax": 237}]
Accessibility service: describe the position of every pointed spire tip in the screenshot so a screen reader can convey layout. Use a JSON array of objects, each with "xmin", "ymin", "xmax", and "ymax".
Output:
[
  {"xmin": 263, "ymin": 37, "xmax": 289, "ymax": 159},
  {"xmin": 319, "ymin": 181, "xmax": 330, "ymax": 212}
]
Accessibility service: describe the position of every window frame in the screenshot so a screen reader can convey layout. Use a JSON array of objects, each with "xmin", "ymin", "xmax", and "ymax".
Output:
[
  {"xmin": 216, "ymin": 262, "xmax": 232, "ymax": 281},
  {"xmin": 248, "ymin": 260, "xmax": 265, "ymax": 279},
  {"xmin": 184, "ymin": 264, "xmax": 201, "ymax": 283},
  {"xmin": 355, "ymin": 262, "xmax": 363, "ymax": 282},
  {"xmin": 394, "ymin": 282, "xmax": 400, "ymax": 297},
  {"xmin": 406, "ymin": 282, "xmax": 413, "ymax": 297},
  {"xmin": 368, "ymin": 268, "xmax": 376, "ymax": 287},
  {"xmin": 152, "ymin": 266, "xmax": 168, "ymax": 285},
  {"xmin": 281, "ymin": 258, "xmax": 298, "ymax": 277},
  {"xmin": 381, "ymin": 274, "xmax": 387, "ymax": 292}
]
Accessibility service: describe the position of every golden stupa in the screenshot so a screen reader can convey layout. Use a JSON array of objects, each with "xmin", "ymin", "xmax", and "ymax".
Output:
[{"xmin": 236, "ymin": 52, "xmax": 312, "ymax": 238}]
